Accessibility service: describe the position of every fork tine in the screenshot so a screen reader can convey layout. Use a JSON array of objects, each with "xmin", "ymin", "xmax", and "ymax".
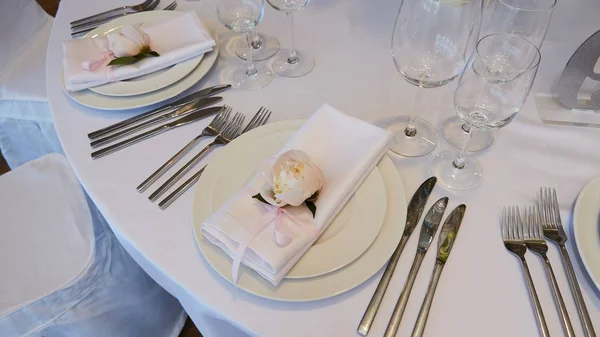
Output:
[
  {"xmin": 515, "ymin": 207, "xmax": 523, "ymax": 240},
  {"xmin": 534, "ymin": 205, "xmax": 543, "ymax": 239},
  {"xmin": 501, "ymin": 207, "xmax": 508, "ymax": 240},
  {"xmin": 551, "ymin": 188, "xmax": 562, "ymax": 227}
]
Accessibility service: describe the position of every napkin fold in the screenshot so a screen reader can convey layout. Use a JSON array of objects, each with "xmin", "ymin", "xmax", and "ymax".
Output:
[
  {"xmin": 62, "ymin": 12, "xmax": 215, "ymax": 92},
  {"xmin": 201, "ymin": 104, "xmax": 392, "ymax": 286}
]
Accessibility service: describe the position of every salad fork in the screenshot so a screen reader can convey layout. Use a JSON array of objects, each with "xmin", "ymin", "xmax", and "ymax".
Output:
[
  {"xmin": 137, "ymin": 106, "xmax": 231, "ymax": 192},
  {"xmin": 523, "ymin": 205, "xmax": 575, "ymax": 337},
  {"xmin": 157, "ymin": 108, "xmax": 271, "ymax": 209},
  {"xmin": 148, "ymin": 111, "xmax": 246, "ymax": 201},
  {"xmin": 71, "ymin": 0, "xmax": 156, "ymax": 26},
  {"xmin": 502, "ymin": 206, "xmax": 550, "ymax": 337},
  {"xmin": 540, "ymin": 187, "xmax": 596, "ymax": 337}
]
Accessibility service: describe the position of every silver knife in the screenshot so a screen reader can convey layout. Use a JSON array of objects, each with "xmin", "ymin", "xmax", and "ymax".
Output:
[
  {"xmin": 90, "ymin": 96, "xmax": 222, "ymax": 148},
  {"xmin": 91, "ymin": 106, "xmax": 224, "ymax": 159},
  {"xmin": 384, "ymin": 197, "xmax": 449, "ymax": 337},
  {"xmin": 87, "ymin": 84, "xmax": 231, "ymax": 140},
  {"xmin": 412, "ymin": 204, "xmax": 467, "ymax": 337},
  {"xmin": 357, "ymin": 177, "xmax": 437, "ymax": 336}
]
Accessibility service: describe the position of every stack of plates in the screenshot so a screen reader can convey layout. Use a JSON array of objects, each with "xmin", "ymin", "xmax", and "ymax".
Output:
[
  {"xmin": 192, "ymin": 120, "xmax": 408, "ymax": 302},
  {"xmin": 62, "ymin": 11, "xmax": 219, "ymax": 110}
]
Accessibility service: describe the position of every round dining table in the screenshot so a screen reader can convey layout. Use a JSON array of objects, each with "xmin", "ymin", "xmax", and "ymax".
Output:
[{"xmin": 47, "ymin": 0, "xmax": 600, "ymax": 336}]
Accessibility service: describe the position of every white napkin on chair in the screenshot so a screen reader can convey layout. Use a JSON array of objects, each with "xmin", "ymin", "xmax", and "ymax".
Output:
[
  {"xmin": 201, "ymin": 104, "xmax": 392, "ymax": 286},
  {"xmin": 62, "ymin": 12, "xmax": 215, "ymax": 92}
]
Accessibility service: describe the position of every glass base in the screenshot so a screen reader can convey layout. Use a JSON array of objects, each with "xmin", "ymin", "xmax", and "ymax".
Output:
[
  {"xmin": 272, "ymin": 49, "xmax": 314, "ymax": 77},
  {"xmin": 386, "ymin": 115, "xmax": 438, "ymax": 157},
  {"xmin": 441, "ymin": 116, "xmax": 494, "ymax": 152},
  {"xmin": 235, "ymin": 35, "xmax": 280, "ymax": 61},
  {"xmin": 232, "ymin": 63, "xmax": 272, "ymax": 91},
  {"xmin": 430, "ymin": 150, "xmax": 482, "ymax": 190}
]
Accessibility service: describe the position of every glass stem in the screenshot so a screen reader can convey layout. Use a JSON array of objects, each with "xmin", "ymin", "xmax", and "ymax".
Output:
[
  {"xmin": 286, "ymin": 12, "xmax": 299, "ymax": 64},
  {"xmin": 452, "ymin": 123, "xmax": 473, "ymax": 170},
  {"xmin": 244, "ymin": 31, "xmax": 257, "ymax": 77},
  {"xmin": 405, "ymin": 89, "xmax": 424, "ymax": 137},
  {"xmin": 250, "ymin": 28, "xmax": 262, "ymax": 50}
]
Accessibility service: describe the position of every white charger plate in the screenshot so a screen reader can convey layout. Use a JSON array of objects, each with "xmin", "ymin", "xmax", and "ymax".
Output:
[
  {"xmin": 192, "ymin": 120, "xmax": 407, "ymax": 302},
  {"xmin": 573, "ymin": 174, "xmax": 600, "ymax": 291},
  {"xmin": 205, "ymin": 129, "xmax": 387, "ymax": 279},
  {"xmin": 62, "ymin": 13, "xmax": 219, "ymax": 110},
  {"xmin": 85, "ymin": 11, "xmax": 203, "ymax": 97}
]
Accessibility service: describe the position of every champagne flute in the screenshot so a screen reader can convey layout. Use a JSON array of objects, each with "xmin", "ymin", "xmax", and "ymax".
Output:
[
  {"xmin": 214, "ymin": 0, "xmax": 272, "ymax": 90},
  {"xmin": 441, "ymin": 0, "xmax": 556, "ymax": 152},
  {"xmin": 234, "ymin": 29, "xmax": 280, "ymax": 61},
  {"xmin": 388, "ymin": 0, "xmax": 482, "ymax": 157},
  {"xmin": 430, "ymin": 34, "xmax": 541, "ymax": 190},
  {"xmin": 267, "ymin": 0, "xmax": 314, "ymax": 77}
]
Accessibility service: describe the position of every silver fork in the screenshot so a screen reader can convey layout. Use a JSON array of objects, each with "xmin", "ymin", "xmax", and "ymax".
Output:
[
  {"xmin": 541, "ymin": 187, "xmax": 597, "ymax": 337},
  {"xmin": 71, "ymin": 0, "xmax": 155, "ymax": 26},
  {"xmin": 523, "ymin": 205, "xmax": 575, "ymax": 337},
  {"xmin": 502, "ymin": 206, "xmax": 551, "ymax": 337},
  {"xmin": 148, "ymin": 112, "xmax": 246, "ymax": 201},
  {"xmin": 137, "ymin": 106, "xmax": 231, "ymax": 192},
  {"xmin": 157, "ymin": 108, "xmax": 271, "ymax": 209}
]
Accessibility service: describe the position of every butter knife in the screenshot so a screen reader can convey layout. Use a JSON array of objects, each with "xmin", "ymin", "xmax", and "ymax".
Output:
[
  {"xmin": 87, "ymin": 84, "xmax": 231, "ymax": 140},
  {"xmin": 357, "ymin": 177, "xmax": 437, "ymax": 336},
  {"xmin": 91, "ymin": 106, "xmax": 224, "ymax": 159},
  {"xmin": 90, "ymin": 96, "xmax": 222, "ymax": 148},
  {"xmin": 384, "ymin": 197, "xmax": 448, "ymax": 337},
  {"xmin": 412, "ymin": 204, "xmax": 466, "ymax": 337}
]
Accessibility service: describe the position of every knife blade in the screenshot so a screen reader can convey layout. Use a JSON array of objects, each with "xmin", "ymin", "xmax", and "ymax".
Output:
[
  {"xmin": 384, "ymin": 197, "xmax": 448, "ymax": 337},
  {"xmin": 357, "ymin": 177, "xmax": 437, "ymax": 336},
  {"xmin": 87, "ymin": 84, "xmax": 231, "ymax": 140},
  {"xmin": 91, "ymin": 106, "xmax": 224, "ymax": 159},
  {"xmin": 412, "ymin": 204, "xmax": 466, "ymax": 337},
  {"xmin": 90, "ymin": 96, "xmax": 222, "ymax": 148}
]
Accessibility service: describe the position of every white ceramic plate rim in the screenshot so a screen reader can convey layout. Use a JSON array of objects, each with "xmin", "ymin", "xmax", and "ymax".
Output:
[
  {"xmin": 573, "ymin": 174, "xmax": 600, "ymax": 291},
  {"xmin": 192, "ymin": 120, "xmax": 407, "ymax": 302},
  {"xmin": 86, "ymin": 11, "xmax": 203, "ymax": 97},
  {"xmin": 203, "ymin": 129, "xmax": 387, "ymax": 279},
  {"xmin": 61, "ymin": 14, "xmax": 219, "ymax": 111}
]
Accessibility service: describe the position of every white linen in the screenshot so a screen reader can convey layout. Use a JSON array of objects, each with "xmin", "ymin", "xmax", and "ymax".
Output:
[
  {"xmin": 45, "ymin": 1, "xmax": 600, "ymax": 337},
  {"xmin": 202, "ymin": 104, "xmax": 391, "ymax": 285},
  {"xmin": 63, "ymin": 12, "xmax": 215, "ymax": 91}
]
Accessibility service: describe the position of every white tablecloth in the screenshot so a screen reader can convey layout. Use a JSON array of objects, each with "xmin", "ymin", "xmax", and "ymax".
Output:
[{"xmin": 46, "ymin": 0, "xmax": 600, "ymax": 336}]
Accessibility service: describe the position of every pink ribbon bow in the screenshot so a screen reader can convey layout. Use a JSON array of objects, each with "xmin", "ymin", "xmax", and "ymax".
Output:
[
  {"xmin": 81, "ymin": 37, "xmax": 114, "ymax": 71},
  {"xmin": 230, "ymin": 193, "xmax": 317, "ymax": 285}
]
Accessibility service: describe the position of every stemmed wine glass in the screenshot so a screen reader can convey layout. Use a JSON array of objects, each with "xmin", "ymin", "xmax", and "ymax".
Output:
[
  {"xmin": 234, "ymin": 29, "xmax": 280, "ymax": 61},
  {"xmin": 441, "ymin": 0, "xmax": 556, "ymax": 152},
  {"xmin": 214, "ymin": 0, "xmax": 272, "ymax": 90},
  {"xmin": 266, "ymin": 0, "xmax": 314, "ymax": 77},
  {"xmin": 430, "ymin": 34, "xmax": 541, "ymax": 190},
  {"xmin": 388, "ymin": 0, "xmax": 482, "ymax": 157}
]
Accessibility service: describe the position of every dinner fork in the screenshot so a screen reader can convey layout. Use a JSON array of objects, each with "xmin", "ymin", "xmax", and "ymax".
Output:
[
  {"xmin": 148, "ymin": 112, "xmax": 246, "ymax": 201},
  {"xmin": 541, "ymin": 187, "xmax": 596, "ymax": 337},
  {"xmin": 523, "ymin": 205, "xmax": 575, "ymax": 337},
  {"xmin": 71, "ymin": 0, "xmax": 156, "ymax": 27},
  {"xmin": 157, "ymin": 109, "xmax": 271, "ymax": 209},
  {"xmin": 502, "ymin": 206, "xmax": 550, "ymax": 337},
  {"xmin": 137, "ymin": 106, "xmax": 231, "ymax": 192}
]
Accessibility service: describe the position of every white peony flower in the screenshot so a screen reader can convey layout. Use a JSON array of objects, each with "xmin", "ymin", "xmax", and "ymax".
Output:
[
  {"xmin": 258, "ymin": 150, "xmax": 324, "ymax": 207},
  {"xmin": 107, "ymin": 25, "xmax": 149, "ymax": 57}
]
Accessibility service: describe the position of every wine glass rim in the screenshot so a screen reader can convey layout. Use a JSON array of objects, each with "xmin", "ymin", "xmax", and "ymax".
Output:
[
  {"xmin": 497, "ymin": 0, "xmax": 557, "ymax": 13},
  {"xmin": 476, "ymin": 33, "xmax": 541, "ymax": 72}
]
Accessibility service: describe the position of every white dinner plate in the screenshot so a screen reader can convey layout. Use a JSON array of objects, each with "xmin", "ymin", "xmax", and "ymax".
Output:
[
  {"xmin": 62, "ymin": 13, "xmax": 219, "ymax": 111},
  {"xmin": 573, "ymin": 174, "xmax": 600, "ymax": 291},
  {"xmin": 85, "ymin": 11, "xmax": 203, "ymax": 97},
  {"xmin": 204, "ymin": 129, "xmax": 387, "ymax": 279},
  {"xmin": 192, "ymin": 120, "xmax": 407, "ymax": 302}
]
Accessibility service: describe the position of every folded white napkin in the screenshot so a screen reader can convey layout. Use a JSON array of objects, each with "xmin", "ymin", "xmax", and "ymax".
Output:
[
  {"xmin": 62, "ymin": 12, "xmax": 215, "ymax": 92},
  {"xmin": 201, "ymin": 104, "xmax": 392, "ymax": 286}
]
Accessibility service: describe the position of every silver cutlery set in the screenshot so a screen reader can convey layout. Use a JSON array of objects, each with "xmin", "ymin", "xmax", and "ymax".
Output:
[
  {"xmin": 502, "ymin": 188, "xmax": 596, "ymax": 337},
  {"xmin": 71, "ymin": 0, "xmax": 178, "ymax": 38},
  {"xmin": 88, "ymin": 84, "xmax": 272, "ymax": 208},
  {"xmin": 358, "ymin": 177, "xmax": 468, "ymax": 337}
]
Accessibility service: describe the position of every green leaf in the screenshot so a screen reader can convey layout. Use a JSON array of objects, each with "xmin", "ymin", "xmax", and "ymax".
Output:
[
  {"xmin": 307, "ymin": 190, "xmax": 319, "ymax": 202},
  {"xmin": 107, "ymin": 56, "xmax": 139, "ymax": 66},
  {"xmin": 252, "ymin": 193, "xmax": 270, "ymax": 205},
  {"xmin": 147, "ymin": 51, "xmax": 160, "ymax": 57},
  {"xmin": 305, "ymin": 201, "xmax": 317, "ymax": 218}
]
